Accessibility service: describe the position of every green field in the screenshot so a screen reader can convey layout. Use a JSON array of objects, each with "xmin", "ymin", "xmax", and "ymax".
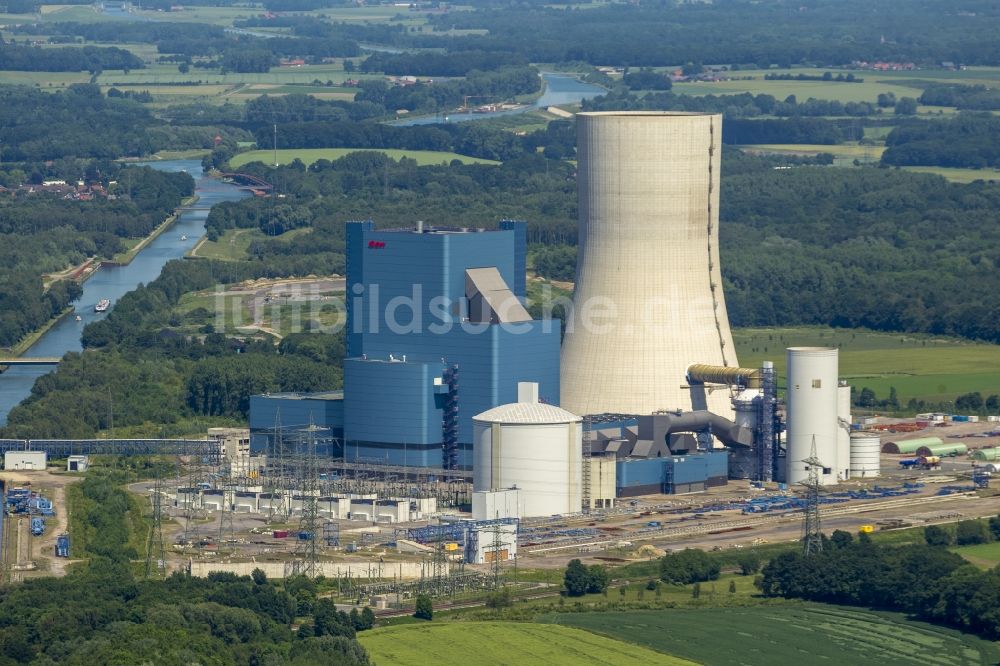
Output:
[
  {"xmin": 547, "ymin": 605, "xmax": 1000, "ymax": 666},
  {"xmin": 230, "ymin": 148, "xmax": 500, "ymax": 168},
  {"xmin": 358, "ymin": 622, "xmax": 696, "ymax": 666},
  {"xmin": 673, "ymin": 66, "xmax": 1000, "ymax": 109},
  {"xmin": 739, "ymin": 142, "xmax": 884, "ymax": 167},
  {"xmin": 953, "ymin": 542, "xmax": 1000, "ymax": 569},
  {"xmin": 901, "ymin": 166, "xmax": 1000, "ymax": 183},
  {"xmin": 189, "ymin": 228, "xmax": 274, "ymax": 262},
  {"xmin": 734, "ymin": 327, "xmax": 1000, "ymax": 404}
]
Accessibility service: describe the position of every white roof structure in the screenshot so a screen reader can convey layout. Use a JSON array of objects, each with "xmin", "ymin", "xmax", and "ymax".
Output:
[
  {"xmin": 474, "ymin": 401, "xmax": 581, "ymax": 424},
  {"xmin": 473, "ymin": 381, "xmax": 581, "ymax": 424}
]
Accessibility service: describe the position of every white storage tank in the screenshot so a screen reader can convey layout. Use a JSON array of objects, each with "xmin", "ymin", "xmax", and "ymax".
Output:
[
  {"xmin": 837, "ymin": 383, "xmax": 852, "ymax": 481},
  {"xmin": 850, "ymin": 433, "xmax": 881, "ymax": 478},
  {"xmin": 785, "ymin": 347, "xmax": 840, "ymax": 485},
  {"xmin": 473, "ymin": 382, "xmax": 582, "ymax": 518}
]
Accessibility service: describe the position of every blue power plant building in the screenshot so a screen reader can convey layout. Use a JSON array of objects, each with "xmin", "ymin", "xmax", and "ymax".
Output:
[{"xmin": 250, "ymin": 221, "xmax": 561, "ymax": 470}]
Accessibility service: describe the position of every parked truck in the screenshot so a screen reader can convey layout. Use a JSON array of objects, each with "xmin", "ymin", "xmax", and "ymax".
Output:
[{"xmin": 55, "ymin": 534, "xmax": 70, "ymax": 558}]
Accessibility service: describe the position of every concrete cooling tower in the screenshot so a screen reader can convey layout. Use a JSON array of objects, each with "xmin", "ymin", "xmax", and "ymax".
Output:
[{"xmin": 560, "ymin": 112, "xmax": 737, "ymax": 416}]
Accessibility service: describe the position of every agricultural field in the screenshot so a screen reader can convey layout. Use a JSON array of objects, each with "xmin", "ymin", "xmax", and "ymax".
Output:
[
  {"xmin": 734, "ymin": 327, "xmax": 1000, "ymax": 403},
  {"xmin": 739, "ymin": 145, "xmax": 1000, "ymax": 181},
  {"xmin": 546, "ymin": 604, "xmax": 1000, "ymax": 666},
  {"xmin": 230, "ymin": 148, "xmax": 500, "ymax": 168},
  {"xmin": 952, "ymin": 542, "xmax": 1000, "ymax": 569},
  {"xmin": 358, "ymin": 622, "xmax": 696, "ymax": 666},
  {"xmin": 673, "ymin": 69, "xmax": 918, "ymax": 105},
  {"xmin": 674, "ymin": 66, "xmax": 1000, "ymax": 109},
  {"xmin": 739, "ymin": 142, "xmax": 883, "ymax": 166},
  {"xmin": 901, "ymin": 166, "xmax": 1000, "ymax": 184}
]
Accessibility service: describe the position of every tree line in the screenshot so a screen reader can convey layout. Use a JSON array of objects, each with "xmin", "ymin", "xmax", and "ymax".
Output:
[
  {"xmin": 759, "ymin": 522, "xmax": 1000, "ymax": 640},
  {"xmin": 0, "ymin": 38, "xmax": 142, "ymax": 72},
  {"xmin": 919, "ymin": 83, "xmax": 1000, "ymax": 111},
  {"xmin": 881, "ymin": 113, "xmax": 1000, "ymax": 169}
]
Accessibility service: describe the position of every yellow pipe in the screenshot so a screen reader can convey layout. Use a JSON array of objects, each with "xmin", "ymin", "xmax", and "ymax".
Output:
[{"xmin": 687, "ymin": 364, "xmax": 762, "ymax": 388}]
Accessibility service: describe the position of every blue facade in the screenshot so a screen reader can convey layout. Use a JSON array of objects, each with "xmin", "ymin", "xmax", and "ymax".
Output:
[
  {"xmin": 616, "ymin": 452, "xmax": 729, "ymax": 495},
  {"xmin": 342, "ymin": 220, "xmax": 560, "ymax": 469},
  {"xmin": 248, "ymin": 392, "xmax": 344, "ymax": 454},
  {"xmin": 346, "ymin": 221, "xmax": 526, "ymax": 358}
]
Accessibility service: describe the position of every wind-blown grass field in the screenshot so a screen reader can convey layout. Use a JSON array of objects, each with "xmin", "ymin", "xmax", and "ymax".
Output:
[
  {"xmin": 358, "ymin": 621, "xmax": 695, "ymax": 666},
  {"xmin": 547, "ymin": 604, "xmax": 1000, "ymax": 666}
]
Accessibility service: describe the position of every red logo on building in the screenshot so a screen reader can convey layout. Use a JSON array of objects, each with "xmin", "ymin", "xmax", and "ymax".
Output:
[{"xmin": 368, "ymin": 240, "xmax": 386, "ymax": 249}]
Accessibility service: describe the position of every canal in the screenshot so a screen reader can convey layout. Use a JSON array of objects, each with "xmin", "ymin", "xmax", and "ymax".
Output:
[{"xmin": 0, "ymin": 160, "xmax": 249, "ymax": 425}]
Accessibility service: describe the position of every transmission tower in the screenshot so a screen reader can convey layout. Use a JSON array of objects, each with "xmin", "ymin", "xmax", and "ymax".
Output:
[
  {"xmin": 266, "ymin": 410, "xmax": 290, "ymax": 523},
  {"xmin": 294, "ymin": 424, "xmax": 323, "ymax": 577},
  {"xmin": 800, "ymin": 436, "xmax": 825, "ymax": 556},
  {"xmin": 181, "ymin": 456, "xmax": 205, "ymax": 544},
  {"xmin": 431, "ymin": 539, "xmax": 448, "ymax": 592},
  {"xmin": 488, "ymin": 517, "xmax": 507, "ymax": 589},
  {"xmin": 145, "ymin": 472, "xmax": 167, "ymax": 578},
  {"xmin": 218, "ymin": 481, "xmax": 237, "ymax": 549}
]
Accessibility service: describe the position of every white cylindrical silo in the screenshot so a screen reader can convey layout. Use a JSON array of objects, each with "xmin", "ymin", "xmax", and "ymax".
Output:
[
  {"xmin": 837, "ymin": 384, "xmax": 852, "ymax": 481},
  {"xmin": 560, "ymin": 111, "xmax": 738, "ymax": 417},
  {"xmin": 785, "ymin": 347, "xmax": 840, "ymax": 485},
  {"xmin": 850, "ymin": 433, "xmax": 881, "ymax": 478},
  {"xmin": 473, "ymin": 396, "xmax": 582, "ymax": 518}
]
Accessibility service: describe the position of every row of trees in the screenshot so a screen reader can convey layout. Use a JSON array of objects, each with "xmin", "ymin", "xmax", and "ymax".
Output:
[
  {"xmin": 759, "ymin": 526, "xmax": 1000, "ymax": 639},
  {"xmin": 354, "ymin": 65, "xmax": 542, "ymax": 114},
  {"xmin": 0, "ymin": 39, "xmax": 142, "ymax": 72},
  {"xmin": 586, "ymin": 88, "xmax": 885, "ymax": 120}
]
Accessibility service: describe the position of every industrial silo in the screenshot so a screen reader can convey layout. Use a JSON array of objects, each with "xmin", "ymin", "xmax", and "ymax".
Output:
[
  {"xmin": 785, "ymin": 347, "xmax": 840, "ymax": 485},
  {"xmin": 473, "ymin": 383, "xmax": 582, "ymax": 518},
  {"xmin": 837, "ymin": 383, "xmax": 852, "ymax": 481},
  {"xmin": 729, "ymin": 389, "xmax": 759, "ymax": 479},
  {"xmin": 560, "ymin": 111, "xmax": 738, "ymax": 417},
  {"xmin": 849, "ymin": 433, "xmax": 881, "ymax": 478}
]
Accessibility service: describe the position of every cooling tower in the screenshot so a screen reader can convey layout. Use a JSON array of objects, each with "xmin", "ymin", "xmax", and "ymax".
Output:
[{"xmin": 560, "ymin": 112, "xmax": 737, "ymax": 416}]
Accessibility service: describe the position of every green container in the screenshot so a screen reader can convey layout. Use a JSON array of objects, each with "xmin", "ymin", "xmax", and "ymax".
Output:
[
  {"xmin": 882, "ymin": 436, "xmax": 943, "ymax": 454},
  {"xmin": 915, "ymin": 443, "xmax": 968, "ymax": 457},
  {"xmin": 971, "ymin": 448, "xmax": 1000, "ymax": 462}
]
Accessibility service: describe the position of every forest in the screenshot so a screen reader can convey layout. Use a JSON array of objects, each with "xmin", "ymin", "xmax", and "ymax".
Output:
[
  {"xmin": 422, "ymin": 0, "xmax": 1000, "ymax": 67},
  {"xmin": 0, "ymin": 166, "xmax": 193, "ymax": 349},
  {"xmin": 216, "ymin": 150, "xmax": 1000, "ymax": 349},
  {"xmin": 0, "ymin": 84, "xmax": 237, "ymax": 161},
  {"xmin": 759, "ymin": 522, "xmax": 1000, "ymax": 640},
  {"xmin": 881, "ymin": 114, "xmax": 1000, "ymax": 168},
  {"xmin": 918, "ymin": 83, "xmax": 1000, "ymax": 111},
  {"xmin": 0, "ymin": 39, "xmax": 142, "ymax": 72},
  {"xmin": 1, "ymin": 252, "xmax": 344, "ymax": 438},
  {"xmin": 0, "ymin": 470, "xmax": 372, "ymax": 665}
]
